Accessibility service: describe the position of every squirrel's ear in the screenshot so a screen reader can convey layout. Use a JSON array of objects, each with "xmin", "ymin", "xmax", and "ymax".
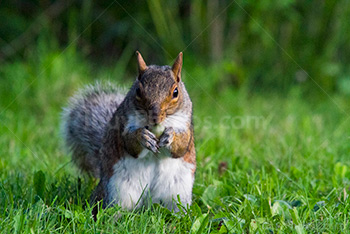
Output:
[
  {"xmin": 172, "ymin": 52, "xmax": 183, "ymax": 82},
  {"xmin": 136, "ymin": 51, "xmax": 148, "ymax": 79}
]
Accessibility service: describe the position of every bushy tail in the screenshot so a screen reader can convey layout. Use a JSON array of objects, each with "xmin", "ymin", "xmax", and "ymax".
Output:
[{"xmin": 61, "ymin": 81, "xmax": 126, "ymax": 178}]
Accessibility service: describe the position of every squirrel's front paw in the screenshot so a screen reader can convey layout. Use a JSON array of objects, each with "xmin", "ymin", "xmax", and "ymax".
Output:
[
  {"xmin": 159, "ymin": 127, "xmax": 175, "ymax": 148},
  {"xmin": 139, "ymin": 127, "xmax": 159, "ymax": 153}
]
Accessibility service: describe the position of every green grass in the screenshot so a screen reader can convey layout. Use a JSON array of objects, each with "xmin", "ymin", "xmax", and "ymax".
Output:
[{"xmin": 1, "ymin": 45, "xmax": 350, "ymax": 233}]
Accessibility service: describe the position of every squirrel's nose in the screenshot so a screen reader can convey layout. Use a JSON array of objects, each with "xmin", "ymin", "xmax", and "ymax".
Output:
[{"xmin": 149, "ymin": 105, "xmax": 162, "ymax": 125}]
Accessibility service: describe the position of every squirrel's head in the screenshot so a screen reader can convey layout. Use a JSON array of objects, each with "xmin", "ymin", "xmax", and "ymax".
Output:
[{"xmin": 133, "ymin": 51, "xmax": 184, "ymax": 126}]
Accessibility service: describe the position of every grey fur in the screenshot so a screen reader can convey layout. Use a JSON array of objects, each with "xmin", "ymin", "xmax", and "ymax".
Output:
[{"xmin": 61, "ymin": 81, "xmax": 126, "ymax": 178}]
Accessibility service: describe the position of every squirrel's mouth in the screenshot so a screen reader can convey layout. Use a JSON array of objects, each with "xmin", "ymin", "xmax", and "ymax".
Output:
[{"xmin": 147, "ymin": 113, "xmax": 165, "ymax": 125}]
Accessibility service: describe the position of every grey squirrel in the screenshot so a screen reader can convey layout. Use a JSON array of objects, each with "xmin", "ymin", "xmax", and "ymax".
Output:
[{"xmin": 61, "ymin": 52, "xmax": 196, "ymax": 212}]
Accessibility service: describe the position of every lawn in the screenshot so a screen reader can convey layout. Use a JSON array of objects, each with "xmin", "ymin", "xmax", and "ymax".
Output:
[{"xmin": 1, "ymin": 46, "xmax": 350, "ymax": 233}]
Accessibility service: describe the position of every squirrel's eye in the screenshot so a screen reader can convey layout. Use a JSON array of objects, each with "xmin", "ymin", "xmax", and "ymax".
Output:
[{"xmin": 173, "ymin": 87, "xmax": 178, "ymax": 98}]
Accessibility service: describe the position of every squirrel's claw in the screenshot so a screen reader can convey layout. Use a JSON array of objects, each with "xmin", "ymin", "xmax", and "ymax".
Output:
[
  {"xmin": 158, "ymin": 127, "xmax": 175, "ymax": 148},
  {"xmin": 140, "ymin": 127, "xmax": 159, "ymax": 154},
  {"xmin": 146, "ymin": 140, "xmax": 159, "ymax": 154}
]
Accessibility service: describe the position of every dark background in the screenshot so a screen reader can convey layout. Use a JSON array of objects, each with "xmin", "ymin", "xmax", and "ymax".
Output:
[{"xmin": 1, "ymin": 0, "xmax": 350, "ymax": 95}]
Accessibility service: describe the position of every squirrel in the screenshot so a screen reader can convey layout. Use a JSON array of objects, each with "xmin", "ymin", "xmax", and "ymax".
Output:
[{"xmin": 61, "ymin": 51, "xmax": 196, "ymax": 213}]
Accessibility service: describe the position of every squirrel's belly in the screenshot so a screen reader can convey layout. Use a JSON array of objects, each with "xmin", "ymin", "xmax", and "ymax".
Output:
[
  {"xmin": 106, "ymin": 150, "xmax": 194, "ymax": 210},
  {"xmin": 107, "ymin": 154, "xmax": 157, "ymax": 209},
  {"xmin": 150, "ymin": 156, "xmax": 195, "ymax": 211}
]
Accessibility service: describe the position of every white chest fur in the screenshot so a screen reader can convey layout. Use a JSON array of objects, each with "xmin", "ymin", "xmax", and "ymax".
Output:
[{"xmin": 107, "ymin": 150, "xmax": 194, "ymax": 211}]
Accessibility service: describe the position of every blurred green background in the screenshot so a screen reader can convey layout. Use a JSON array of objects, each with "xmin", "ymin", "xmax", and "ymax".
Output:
[{"xmin": 1, "ymin": 0, "xmax": 350, "ymax": 96}]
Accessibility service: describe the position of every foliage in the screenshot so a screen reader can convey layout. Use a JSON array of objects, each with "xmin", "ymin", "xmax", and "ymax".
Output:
[{"xmin": 1, "ymin": 0, "xmax": 350, "ymax": 93}]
